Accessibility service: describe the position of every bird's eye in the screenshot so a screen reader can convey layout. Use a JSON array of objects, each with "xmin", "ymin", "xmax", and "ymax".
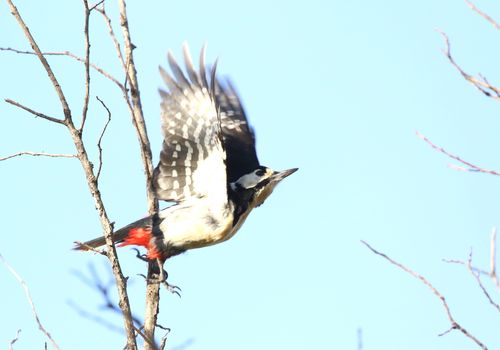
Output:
[{"xmin": 255, "ymin": 168, "xmax": 266, "ymax": 177}]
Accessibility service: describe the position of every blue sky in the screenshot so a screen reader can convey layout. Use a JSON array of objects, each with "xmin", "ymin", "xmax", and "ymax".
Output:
[{"xmin": 1, "ymin": 0, "xmax": 500, "ymax": 349}]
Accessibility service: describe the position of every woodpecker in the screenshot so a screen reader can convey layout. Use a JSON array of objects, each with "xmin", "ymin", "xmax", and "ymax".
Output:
[{"xmin": 77, "ymin": 44, "xmax": 297, "ymax": 261}]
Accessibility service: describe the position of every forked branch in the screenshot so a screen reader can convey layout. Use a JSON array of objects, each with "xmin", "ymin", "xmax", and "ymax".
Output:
[
  {"xmin": 5, "ymin": 0, "xmax": 137, "ymax": 348},
  {"xmin": 362, "ymin": 241, "xmax": 487, "ymax": 349},
  {"xmin": 416, "ymin": 131, "xmax": 500, "ymax": 176},
  {"xmin": 438, "ymin": 30, "xmax": 500, "ymax": 99}
]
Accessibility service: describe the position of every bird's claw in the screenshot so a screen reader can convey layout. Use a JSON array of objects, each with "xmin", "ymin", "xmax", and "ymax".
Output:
[
  {"xmin": 132, "ymin": 248, "xmax": 149, "ymax": 262},
  {"xmin": 162, "ymin": 281, "xmax": 182, "ymax": 297},
  {"xmin": 138, "ymin": 268, "xmax": 182, "ymax": 297}
]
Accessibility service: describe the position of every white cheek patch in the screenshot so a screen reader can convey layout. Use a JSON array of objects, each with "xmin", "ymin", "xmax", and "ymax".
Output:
[{"xmin": 236, "ymin": 168, "xmax": 272, "ymax": 189}]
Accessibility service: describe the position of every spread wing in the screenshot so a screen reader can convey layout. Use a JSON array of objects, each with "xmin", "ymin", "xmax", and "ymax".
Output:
[
  {"xmin": 215, "ymin": 78, "xmax": 260, "ymax": 183},
  {"xmin": 153, "ymin": 44, "xmax": 227, "ymax": 204}
]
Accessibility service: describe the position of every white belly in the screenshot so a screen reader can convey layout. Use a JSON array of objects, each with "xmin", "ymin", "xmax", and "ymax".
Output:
[{"xmin": 158, "ymin": 199, "xmax": 235, "ymax": 250}]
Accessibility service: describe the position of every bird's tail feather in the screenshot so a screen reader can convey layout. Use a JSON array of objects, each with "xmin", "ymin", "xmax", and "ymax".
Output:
[{"xmin": 74, "ymin": 216, "xmax": 153, "ymax": 250}]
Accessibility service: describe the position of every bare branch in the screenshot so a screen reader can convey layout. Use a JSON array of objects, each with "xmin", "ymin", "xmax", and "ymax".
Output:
[
  {"xmin": 73, "ymin": 241, "xmax": 107, "ymax": 255},
  {"xmin": 6, "ymin": 2, "xmax": 137, "ymax": 347},
  {"xmin": 442, "ymin": 258, "xmax": 489, "ymax": 276},
  {"xmin": 467, "ymin": 251, "xmax": 500, "ymax": 313},
  {"xmin": 0, "ymin": 253, "xmax": 61, "ymax": 350},
  {"xmin": 465, "ymin": 0, "xmax": 500, "ymax": 29},
  {"xmin": 80, "ymin": 0, "xmax": 91, "ymax": 133},
  {"xmin": 6, "ymin": 0, "xmax": 72, "ymax": 119},
  {"xmin": 96, "ymin": 4, "xmax": 127, "ymax": 72},
  {"xmin": 95, "ymin": 96, "xmax": 112, "ymax": 182},
  {"xmin": 89, "ymin": 0, "xmax": 104, "ymax": 11},
  {"xmin": 0, "ymin": 151, "xmax": 76, "ymax": 162},
  {"xmin": 438, "ymin": 30, "xmax": 500, "ymax": 99},
  {"xmin": 5, "ymin": 98, "xmax": 65, "ymax": 124},
  {"xmin": 0, "ymin": 47, "xmax": 124, "ymax": 90},
  {"xmin": 361, "ymin": 241, "xmax": 488, "ymax": 350},
  {"xmin": 9, "ymin": 329, "xmax": 21, "ymax": 350},
  {"xmin": 416, "ymin": 131, "xmax": 500, "ymax": 176},
  {"xmin": 116, "ymin": 1, "xmax": 160, "ymax": 347}
]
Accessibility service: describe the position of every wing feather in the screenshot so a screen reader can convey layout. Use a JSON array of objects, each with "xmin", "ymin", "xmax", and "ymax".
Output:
[
  {"xmin": 214, "ymin": 78, "xmax": 260, "ymax": 182},
  {"xmin": 154, "ymin": 46, "xmax": 227, "ymax": 205}
]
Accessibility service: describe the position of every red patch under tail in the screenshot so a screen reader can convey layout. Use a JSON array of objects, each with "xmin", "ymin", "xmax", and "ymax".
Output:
[{"xmin": 117, "ymin": 228, "xmax": 162, "ymax": 260}]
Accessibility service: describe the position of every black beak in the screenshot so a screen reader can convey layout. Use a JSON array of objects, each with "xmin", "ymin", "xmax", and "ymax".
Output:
[{"xmin": 272, "ymin": 168, "xmax": 298, "ymax": 181}]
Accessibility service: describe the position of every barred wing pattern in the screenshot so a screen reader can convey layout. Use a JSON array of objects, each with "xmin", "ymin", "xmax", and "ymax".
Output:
[
  {"xmin": 153, "ymin": 45, "xmax": 227, "ymax": 204},
  {"xmin": 215, "ymin": 79, "xmax": 260, "ymax": 183}
]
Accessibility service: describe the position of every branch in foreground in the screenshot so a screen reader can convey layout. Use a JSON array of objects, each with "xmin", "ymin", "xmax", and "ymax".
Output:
[
  {"xmin": 416, "ymin": 131, "xmax": 500, "ymax": 176},
  {"xmin": 6, "ymin": 1, "xmax": 137, "ymax": 348},
  {"xmin": 116, "ymin": 1, "xmax": 160, "ymax": 348},
  {"xmin": 438, "ymin": 30, "xmax": 500, "ymax": 99},
  {"xmin": 0, "ymin": 253, "xmax": 61, "ymax": 350},
  {"xmin": 0, "ymin": 151, "xmax": 76, "ymax": 162},
  {"xmin": 361, "ymin": 240, "xmax": 487, "ymax": 350}
]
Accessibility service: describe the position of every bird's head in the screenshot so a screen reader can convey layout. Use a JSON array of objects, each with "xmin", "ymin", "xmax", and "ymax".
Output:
[{"xmin": 231, "ymin": 166, "xmax": 298, "ymax": 207}]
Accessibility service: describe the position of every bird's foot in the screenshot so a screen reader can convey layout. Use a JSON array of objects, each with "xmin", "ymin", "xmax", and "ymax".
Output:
[
  {"xmin": 132, "ymin": 248, "xmax": 149, "ymax": 262},
  {"xmin": 157, "ymin": 264, "xmax": 182, "ymax": 297},
  {"xmin": 138, "ymin": 263, "xmax": 182, "ymax": 297}
]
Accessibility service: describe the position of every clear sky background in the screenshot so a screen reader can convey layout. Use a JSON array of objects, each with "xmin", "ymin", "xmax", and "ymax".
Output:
[{"xmin": 1, "ymin": 0, "xmax": 500, "ymax": 349}]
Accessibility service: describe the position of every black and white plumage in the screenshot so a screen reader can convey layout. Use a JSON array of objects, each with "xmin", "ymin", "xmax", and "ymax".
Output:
[{"xmin": 78, "ymin": 44, "xmax": 297, "ymax": 260}]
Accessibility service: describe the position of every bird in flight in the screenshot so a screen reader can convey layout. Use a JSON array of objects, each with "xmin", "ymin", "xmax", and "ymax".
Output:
[{"xmin": 77, "ymin": 44, "xmax": 297, "ymax": 262}]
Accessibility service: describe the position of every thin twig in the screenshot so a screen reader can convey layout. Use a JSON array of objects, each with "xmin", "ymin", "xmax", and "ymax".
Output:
[
  {"xmin": 9, "ymin": 329, "xmax": 21, "ymax": 350},
  {"xmin": 73, "ymin": 241, "xmax": 107, "ymax": 255},
  {"xmin": 438, "ymin": 30, "xmax": 500, "ymax": 99},
  {"xmin": 117, "ymin": 0, "xmax": 156, "ymax": 208},
  {"xmin": 465, "ymin": 0, "xmax": 500, "ymax": 29},
  {"xmin": 361, "ymin": 240, "xmax": 488, "ymax": 350},
  {"xmin": 442, "ymin": 258, "xmax": 489, "ymax": 276},
  {"xmin": 96, "ymin": 4, "xmax": 127, "ymax": 72},
  {"xmin": 466, "ymin": 251, "xmax": 500, "ymax": 313},
  {"xmin": 0, "ymin": 254, "xmax": 61, "ymax": 350},
  {"xmin": 0, "ymin": 47, "xmax": 123, "ymax": 89},
  {"xmin": 80, "ymin": 0, "xmax": 91, "ymax": 133},
  {"xmin": 416, "ymin": 131, "xmax": 500, "ymax": 176},
  {"xmin": 158, "ymin": 327, "xmax": 170, "ymax": 350},
  {"xmin": 89, "ymin": 0, "xmax": 104, "ymax": 11},
  {"xmin": 0, "ymin": 151, "xmax": 77, "ymax": 161},
  {"xmin": 95, "ymin": 96, "xmax": 112, "ymax": 182},
  {"xmin": 5, "ymin": 99, "xmax": 65, "ymax": 124},
  {"xmin": 6, "ymin": 0, "xmax": 72, "ymax": 119}
]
